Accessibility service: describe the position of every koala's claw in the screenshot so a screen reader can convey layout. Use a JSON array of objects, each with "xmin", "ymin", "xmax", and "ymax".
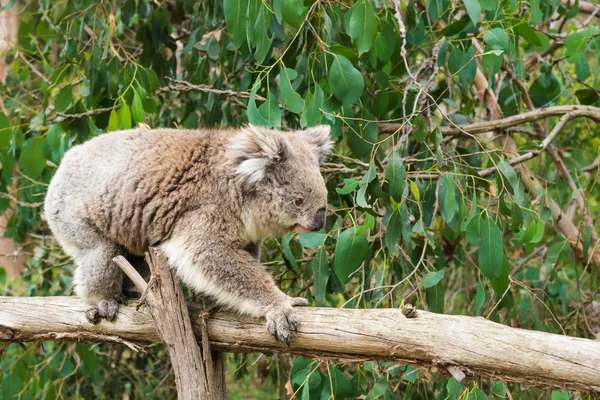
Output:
[
  {"xmin": 115, "ymin": 293, "xmax": 128, "ymax": 306},
  {"xmin": 98, "ymin": 298, "xmax": 119, "ymax": 321},
  {"xmin": 266, "ymin": 305, "xmax": 301, "ymax": 346},
  {"xmin": 289, "ymin": 297, "xmax": 309, "ymax": 307}
]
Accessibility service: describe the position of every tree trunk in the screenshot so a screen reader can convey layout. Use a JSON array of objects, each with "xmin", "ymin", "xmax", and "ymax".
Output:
[
  {"xmin": 111, "ymin": 249, "xmax": 225, "ymax": 399},
  {"xmin": 0, "ymin": 1, "xmax": 24, "ymax": 277}
]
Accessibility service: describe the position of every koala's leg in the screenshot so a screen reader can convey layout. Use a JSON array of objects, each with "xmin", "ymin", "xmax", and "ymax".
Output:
[
  {"xmin": 73, "ymin": 241, "xmax": 125, "ymax": 321},
  {"xmin": 161, "ymin": 237, "xmax": 307, "ymax": 344}
]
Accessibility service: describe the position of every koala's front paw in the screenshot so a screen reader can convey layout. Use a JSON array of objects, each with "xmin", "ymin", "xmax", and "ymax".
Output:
[{"xmin": 266, "ymin": 304, "xmax": 300, "ymax": 345}]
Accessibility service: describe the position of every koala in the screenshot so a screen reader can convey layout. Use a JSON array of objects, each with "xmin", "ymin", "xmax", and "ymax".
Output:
[{"xmin": 44, "ymin": 124, "xmax": 332, "ymax": 343}]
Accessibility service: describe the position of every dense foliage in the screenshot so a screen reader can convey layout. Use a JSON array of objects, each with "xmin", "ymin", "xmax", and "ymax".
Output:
[{"xmin": 1, "ymin": 0, "xmax": 599, "ymax": 398}]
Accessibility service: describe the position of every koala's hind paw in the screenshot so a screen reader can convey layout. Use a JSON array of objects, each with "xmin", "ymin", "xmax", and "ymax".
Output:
[
  {"xmin": 98, "ymin": 298, "xmax": 120, "ymax": 321},
  {"xmin": 85, "ymin": 307, "xmax": 102, "ymax": 324},
  {"xmin": 266, "ymin": 305, "xmax": 301, "ymax": 346}
]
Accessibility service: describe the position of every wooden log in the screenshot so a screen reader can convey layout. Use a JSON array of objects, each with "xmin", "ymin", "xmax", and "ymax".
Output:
[{"xmin": 0, "ymin": 296, "xmax": 599, "ymax": 393}]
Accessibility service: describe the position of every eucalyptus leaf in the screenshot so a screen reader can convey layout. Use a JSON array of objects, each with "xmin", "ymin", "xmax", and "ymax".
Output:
[
  {"xmin": 345, "ymin": 0, "xmax": 377, "ymax": 55},
  {"xmin": 224, "ymin": 0, "xmax": 249, "ymax": 49},
  {"xmin": 334, "ymin": 227, "xmax": 369, "ymax": 284},
  {"xmin": 329, "ymin": 54, "xmax": 365, "ymax": 106}
]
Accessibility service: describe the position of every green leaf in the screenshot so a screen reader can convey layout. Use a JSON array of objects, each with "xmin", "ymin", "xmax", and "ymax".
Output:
[
  {"xmin": 410, "ymin": 181, "xmax": 420, "ymax": 202},
  {"xmin": 365, "ymin": 376, "xmax": 388, "ymax": 400},
  {"xmin": 328, "ymin": 368, "xmax": 352, "ymax": 398},
  {"xmin": 293, "ymin": 365, "xmax": 321, "ymax": 388},
  {"xmin": 108, "ymin": 109, "xmax": 119, "ymax": 131},
  {"xmin": 468, "ymin": 388, "xmax": 489, "ymax": 400},
  {"xmin": 206, "ymin": 34, "xmax": 220, "ymax": 60},
  {"xmin": 513, "ymin": 19, "xmax": 541, "ymax": 46},
  {"xmin": 224, "ymin": 0, "xmax": 249, "ymax": 49},
  {"xmin": 478, "ymin": 215, "xmax": 504, "ymax": 278},
  {"xmin": 478, "ymin": 0, "xmax": 497, "ymax": 10},
  {"xmin": 258, "ymin": 91, "xmax": 281, "ymax": 129},
  {"xmin": 248, "ymin": 82, "xmax": 265, "ymax": 126},
  {"xmin": 497, "ymin": 160, "xmax": 524, "ymax": 204},
  {"xmin": 575, "ymin": 88, "xmax": 599, "ymax": 105},
  {"xmin": 345, "ymin": 0, "xmax": 377, "ymax": 55},
  {"xmin": 551, "ymin": 390, "xmax": 570, "ymax": 400},
  {"xmin": 440, "ymin": 17, "xmax": 470, "ymax": 37},
  {"xmin": 438, "ymin": 175, "xmax": 457, "ymax": 224},
  {"xmin": 406, "ymin": 0, "xmax": 424, "ymax": 45},
  {"xmin": 426, "ymin": 281, "xmax": 445, "ymax": 313},
  {"xmin": 299, "ymin": 232, "xmax": 326, "ymax": 248},
  {"xmin": 529, "ymin": 219, "xmax": 545, "ymax": 244},
  {"xmin": 385, "ymin": 209, "xmax": 402, "ymax": 256},
  {"xmin": 529, "ymin": 72, "xmax": 561, "ymax": 107},
  {"xmin": 54, "ymin": 86, "xmax": 72, "ymax": 113},
  {"xmin": 0, "ymin": 267, "xmax": 6, "ymax": 285},
  {"xmin": 462, "ymin": 0, "xmax": 481, "ymax": 24},
  {"xmin": 347, "ymin": 116, "xmax": 377, "ymax": 159},
  {"xmin": 334, "ymin": 227, "xmax": 369, "ymax": 284},
  {"xmin": 281, "ymin": 0, "xmax": 306, "ymax": 29},
  {"xmin": 484, "ymin": 28, "xmax": 510, "ymax": 52},
  {"xmin": 19, "ymin": 137, "xmax": 46, "ymax": 179},
  {"xmin": 301, "ymin": 385, "xmax": 309, "ymax": 400},
  {"xmin": 458, "ymin": 45, "xmax": 477, "ymax": 85},
  {"xmin": 282, "ymin": 233, "xmax": 300, "ymax": 274},
  {"xmin": 252, "ymin": 4, "xmax": 273, "ymax": 63},
  {"xmin": 447, "ymin": 378, "xmax": 465, "ymax": 398},
  {"xmin": 421, "ymin": 269, "xmax": 445, "ymax": 288},
  {"xmin": 131, "ymin": 91, "xmax": 145, "ymax": 124},
  {"xmin": 248, "ymin": 83, "xmax": 281, "ymax": 129},
  {"xmin": 311, "ymin": 247, "xmax": 328, "ymax": 306},
  {"xmin": 375, "ymin": 22, "xmax": 396, "ymax": 62},
  {"xmin": 118, "ymin": 102, "xmax": 132, "ymax": 129},
  {"xmin": 356, "ymin": 162, "xmax": 377, "ymax": 208},
  {"xmin": 329, "ymin": 54, "xmax": 365, "ymax": 107},
  {"xmin": 0, "ymin": 113, "xmax": 10, "ymax": 150},
  {"xmin": 545, "ymin": 239, "xmax": 569, "ymax": 271},
  {"xmin": 386, "ymin": 152, "xmax": 406, "ymax": 202},
  {"xmin": 565, "ymin": 26, "xmax": 599, "ymax": 64},
  {"xmin": 300, "ymin": 84, "xmax": 324, "ymax": 128},
  {"xmin": 279, "ymin": 67, "xmax": 304, "ymax": 113},
  {"xmin": 336, "ymin": 179, "xmax": 359, "ymax": 195},
  {"xmin": 576, "ymin": 58, "xmax": 590, "ymax": 80},
  {"xmin": 474, "ymin": 280, "xmax": 487, "ymax": 315}
]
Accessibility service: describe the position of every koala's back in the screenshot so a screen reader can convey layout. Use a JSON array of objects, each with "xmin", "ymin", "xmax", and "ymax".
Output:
[{"xmin": 45, "ymin": 127, "xmax": 232, "ymax": 256}]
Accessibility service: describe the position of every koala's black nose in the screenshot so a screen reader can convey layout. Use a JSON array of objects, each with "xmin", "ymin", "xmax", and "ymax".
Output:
[{"xmin": 313, "ymin": 208, "xmax": 326, "ymax": 231}]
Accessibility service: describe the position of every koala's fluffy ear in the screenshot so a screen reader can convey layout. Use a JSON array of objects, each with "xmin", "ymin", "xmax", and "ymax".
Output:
[
  {"xmin": 230, "ymin": 125, "xmax": 290, "ymax": 184},
  {"xmin": 299, "ymin": 125, "xmax": 333, "ymax": 164}
]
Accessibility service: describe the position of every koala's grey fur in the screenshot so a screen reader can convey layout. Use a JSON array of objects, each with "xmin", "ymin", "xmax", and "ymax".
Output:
[{"xmin": 45, "ymin": 124, "xmax": 332, "ymax": 343}]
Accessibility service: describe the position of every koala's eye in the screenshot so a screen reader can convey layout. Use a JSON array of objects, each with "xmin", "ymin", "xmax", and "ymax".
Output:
[{"xmin": 294, "ymin": 198, "xmax": 304, "ymax": 207}]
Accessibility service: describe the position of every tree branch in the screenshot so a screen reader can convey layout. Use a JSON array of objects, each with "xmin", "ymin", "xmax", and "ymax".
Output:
[
  {"xmin": 477, "ymin": 112, "xmax": 575, "ymax": 177},
  {"xmin": 156, "ymin": 79, "xmax": 265, "ymax": 101},
  {"xmin": 379, "ymin": 105, "xmax": 600, "ymax": 136},
  {"xmin": 1, "ymin": 296, "xmax": 599, "ymax": 393}
]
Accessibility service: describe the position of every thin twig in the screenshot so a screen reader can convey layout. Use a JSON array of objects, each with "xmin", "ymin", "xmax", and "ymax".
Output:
[
  {"xmin": 156, "ymin": 78, "xmax": 265, "ymax": 101},
  {"xmin": 379, "ymin": 105, "xmax": 600, "ymax": 136}
]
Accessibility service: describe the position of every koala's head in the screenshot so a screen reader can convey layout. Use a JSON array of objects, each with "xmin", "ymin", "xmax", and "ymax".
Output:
[{"xmin": 229, "ymin": 125, "xmax": 332, "ymax": 240}]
